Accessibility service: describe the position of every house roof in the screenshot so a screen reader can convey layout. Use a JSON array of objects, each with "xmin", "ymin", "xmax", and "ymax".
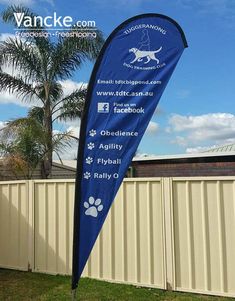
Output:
[
  {"xmin": 132, "ymin": 151, "xmax": 235, "ymax": 162},
  {"xmin": 133, "ymin": 143, "xmax": 235, "ymax": 162},
  {"xmin": 203, "ymin": 143, "xmax": 235, "ymax": 153},
  {"xmin": 54, "ymin": 147, "xmax": 235, "ymax": 166},
  {"xmin": 53, "ymin": 160, "xmax": 77, "ymax": 169}
]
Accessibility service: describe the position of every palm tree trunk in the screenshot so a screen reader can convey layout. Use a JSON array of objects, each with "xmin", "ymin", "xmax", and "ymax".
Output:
[{"xmin": 41, "ymin": 84, "xmax": 53, "ymax": 179}]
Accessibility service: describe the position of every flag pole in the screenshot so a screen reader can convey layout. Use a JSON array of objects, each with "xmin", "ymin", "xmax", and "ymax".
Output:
[{"xmin": 71, "ymin": 288, "xmax": 77, "ymax": 301}]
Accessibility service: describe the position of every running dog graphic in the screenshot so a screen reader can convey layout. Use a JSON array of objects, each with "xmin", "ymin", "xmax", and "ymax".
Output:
[{"xmin": 129, "ymin": 46, "xmax": 162, "ymax": 64}]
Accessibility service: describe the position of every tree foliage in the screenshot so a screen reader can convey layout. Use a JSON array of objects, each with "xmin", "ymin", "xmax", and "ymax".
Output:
[{"xmin": 0, "ymin": 5, "xmax": 104, "ymax": 177}]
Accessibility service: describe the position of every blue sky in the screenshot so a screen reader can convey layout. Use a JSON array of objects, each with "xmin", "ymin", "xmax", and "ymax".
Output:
[{"xmin": 0, "ymin": 0, "xmax": 235, "ymax": 157}]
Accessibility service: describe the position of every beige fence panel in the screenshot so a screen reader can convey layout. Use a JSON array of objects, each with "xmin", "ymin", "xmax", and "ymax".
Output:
[
  {"xmin": 34, "ymin": 180, "xmax": 75, "ymax": 275},
  {"xmin": 34, "ymin": 179, "xmax": 166, "ymax": 289},
  {"xmin": 172, "ymin": 177, "xmax": 235, "ymax": 297},
  {"xmin": 83, "ymin": 179, "xmax": 165, "ymax": 288},
  {"xmin": 0, "ymin": 181, "xmax": 29, "ymax": 271}
]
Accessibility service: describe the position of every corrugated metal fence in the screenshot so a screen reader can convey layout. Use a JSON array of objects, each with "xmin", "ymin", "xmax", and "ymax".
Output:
[
  {"xmin": 0, "ymin": 177, "xmax": 235, "ymax": 297},
  {"xmin": 0, "ymin": 181, "xmax": 30, "ymax": 271}
]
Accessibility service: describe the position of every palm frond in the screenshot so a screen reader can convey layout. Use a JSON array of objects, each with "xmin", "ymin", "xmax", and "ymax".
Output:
[
  {"xmin": 2, "ymin": 6, "xmax": 49, "ymax": 39},
  {"xmin": 0, "ymin": 38, "xmax": 42, "ymax": 82},
  {"xmin": 2, "ymin": 5, "xmax": 35, "ymax": 27},
  {"xmin": 28, "ymin": 106, "xmax": 44, "ymax": 124},
  {"xmin": 35, "ymin": 81, "xmax": 63, "ymax": 103},
  {"xmin": 52, "ymin": 88, "xmax": 86, "ymax": 122},
  {"xmin": 4, "ymin": 117, "xmax": 35, "ymax": 128},
  {"xmin": 48, "ymin": 41, "xmax": 84, "ymax": 81},
  {"xmin": 49, "ymin": 28, "xmax": 104, "ymax": 80},
  {"xmin": 2, "ymin": 5, "xmax": 53, "ymax": 66},
  {"xmin": 1, "ymin": 117, "xmax": 31, "ymax": 137},
  {"xmin": 67, "ymin": 26, "xmax": 104, "ymax": 60},
  {"xmin": 0, "ymin": 141, "xmax": 14, "ymax": 156},
  {"xmin": 52, "ymin": 131, "xmax": 73, "ymax": 153},
  {"xmin": 1, "ymin": 117, "xmax": 46, "ymax": 143},
  {"xmin": 55, "ymin": 101, "xmax": 84, "ymax": 122},
  {"xmin": 0, "ymin": 72, "xmax": 39, "ymax": 102}
]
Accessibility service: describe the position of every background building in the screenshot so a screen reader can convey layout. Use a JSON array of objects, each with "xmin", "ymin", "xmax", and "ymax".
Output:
[
  {"xmin": 131, "ymin": 151, "xmax": 235, "ymax": 177},
  {"xmin": 0, "ymin": 160, "xmax": 76, "ymax": 181},
  {"xmin": 1, "ymin": 143, "xmax": 235, "ymax": 180}
]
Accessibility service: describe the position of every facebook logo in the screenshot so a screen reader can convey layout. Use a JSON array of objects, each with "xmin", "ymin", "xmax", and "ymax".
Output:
[{"xmin": 97, "ymin": 102, "xmax": 109, "ymax": 113}]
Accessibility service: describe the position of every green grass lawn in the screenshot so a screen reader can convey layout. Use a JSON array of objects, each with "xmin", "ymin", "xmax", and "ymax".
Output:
[{"xmin": 0, "ymin": 269, "xmax": 234, "ymax": 301}]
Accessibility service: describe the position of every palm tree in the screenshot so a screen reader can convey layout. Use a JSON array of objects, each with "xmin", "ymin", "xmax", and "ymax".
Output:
[
  {"xmin": 0, "ymin": 113, "xmax": 75, "ymax": 179},
  {"xmin": 0, "ymin": 5, "xmax": 104, "ymax": 178},
  {"xmin": 0, "ymin": 118, "xmax": 45, "ymax": 179}
]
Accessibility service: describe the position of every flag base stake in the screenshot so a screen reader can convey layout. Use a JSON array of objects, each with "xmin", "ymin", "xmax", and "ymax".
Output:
[{"xmin": 71, "ymin": 288, "xmax": 77, "ymax": 301}]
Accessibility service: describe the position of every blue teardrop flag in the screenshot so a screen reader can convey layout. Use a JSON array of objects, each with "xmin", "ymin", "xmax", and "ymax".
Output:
[{"xmin": 72, "ymin": 14, "xmax": 188, "ymax": 290}]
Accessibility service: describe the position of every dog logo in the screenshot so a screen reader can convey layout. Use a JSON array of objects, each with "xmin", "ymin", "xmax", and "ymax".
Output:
[
  {"xmin": 129, "ymin": 47, "xmax": 162, "ymax": 65},
  {"xmin": 124, "ymin": 28, "xmax": 166, "ymax": 71}
]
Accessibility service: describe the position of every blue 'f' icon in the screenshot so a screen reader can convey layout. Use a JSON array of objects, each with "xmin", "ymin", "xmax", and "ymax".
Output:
[
  {"xmin": 103, "ymin": 104, "xmax": 108, "ymax": 112},
  {"xmin": 98, "ymin": 102, "xmax": 109, "ymax": 113}
]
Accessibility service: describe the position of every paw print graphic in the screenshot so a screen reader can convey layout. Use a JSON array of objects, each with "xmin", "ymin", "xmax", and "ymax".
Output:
[
  {"xmin": 85, "ymin": 157, "xmax": 93, "ymax": 164},
  {"xmin": 87, "ymin": 142, "xmax": 95, "ymax": 150},
  {"xmin": 89, "ymin": 129, "xmax": 96, "ymax": 137},
  {"xmin": 84, "ymin": 197, "xmax": 103, "ymax": 218},
  {"xmin": 83, "ymin": 172, "xmax": 91, "ymax": 179}
]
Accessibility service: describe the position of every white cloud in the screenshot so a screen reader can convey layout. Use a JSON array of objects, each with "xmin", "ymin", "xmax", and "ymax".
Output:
[
  {"xmin": 60, "ymin": 118, "xmax": 80, "ymax": 129},
  {"xmin": 58, "ymin": 144, "xmax": 78, "ymax": 160},
  {"xmin": 53, "ymin": 139, "xmax": 78, "ymax": 160},
  {"xmin": 169, "ymin": 113, "xmax": 235, "ymax": 146},
  {"xmin": 146, "ymin": 121, "xmax": 159, "ymax": 135},
  {"xmin": 186, "ymin": 146, "xmax": 214, "ymax": 154},
  {"xmin": 52, "ymin": 127, "xmax": 79, "ymax": 160},
  {"xmin": 67, "ymin": 126, "xmax": 80, "ymax": 139},
  {"xmin": 0, "ymin": 121, "xmax": 6, "ymax": 130},
  {"xmin": 0, "ymin": 62, "xmax": 38, "ymax": 107},
  {"xmin": 58, "ymin": 80, "xmax": 87, "ymax": 97},
  {"xmin": 59, "ymin": 137, "xmax": 79, "ymax": 160},
  {"xmin": 186, "ymin": 140, "xmax": 235, "ymax": 154},
  {"xmin": 173, "ymin": 136, "xmax": 188, "ymax": 147},
  {"xmin": 0, "ymin": 91, "xmax": 32, "ymax": 107}
]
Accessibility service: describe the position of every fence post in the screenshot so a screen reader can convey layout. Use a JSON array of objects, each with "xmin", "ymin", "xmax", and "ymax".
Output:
[
  {"xmin": 162, "ymin": 177, "xmax": 175, "ymax": 290},
  {"xmin": 27, "ymin": 180, "xmax": 34, "ymax": 271}
]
